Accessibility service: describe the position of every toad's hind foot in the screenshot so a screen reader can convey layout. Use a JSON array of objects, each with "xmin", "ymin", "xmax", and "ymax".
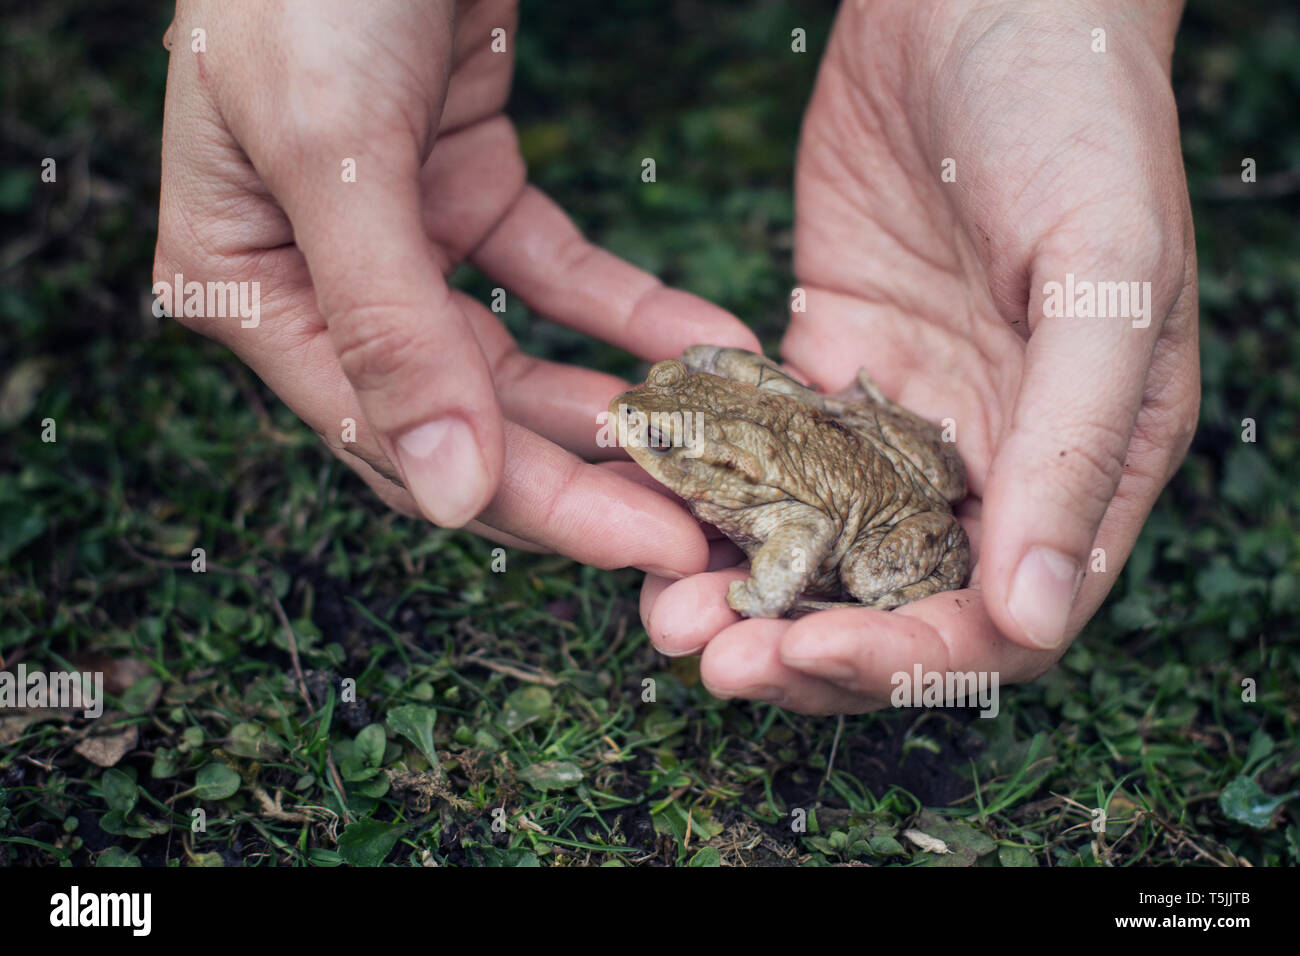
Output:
[
  {"xmin": 786, "ymin": 590, "xmax": 934, "ymax": 618},
  {"xmin": 787, "ymin": 599, "xmax": 872, "ymax": 619}
]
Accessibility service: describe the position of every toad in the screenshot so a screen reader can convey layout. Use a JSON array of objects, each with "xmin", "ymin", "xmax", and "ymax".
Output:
[{"xmin": 610, "ymin": 346, "xmax": 969, "ymax": 618}]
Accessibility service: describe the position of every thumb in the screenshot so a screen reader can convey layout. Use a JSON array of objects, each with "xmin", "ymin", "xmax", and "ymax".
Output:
[
  {"xmin": 981, "ymin": 225, "xmax": 1185, "ymax": 651},
  {"xmin": 275, "ymin": 142, "xmax": 504, "ymax": 528}
]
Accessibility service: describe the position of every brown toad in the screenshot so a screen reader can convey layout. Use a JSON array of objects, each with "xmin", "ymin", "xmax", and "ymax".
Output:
[{"xmin": 611, "ymin": 346, "xmax": 969, "ymax": 618}]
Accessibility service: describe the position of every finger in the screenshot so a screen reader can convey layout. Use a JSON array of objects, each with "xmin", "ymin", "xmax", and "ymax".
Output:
[
  {"xmin": 469, "ymin": 183, "xmax": 762, "ymax": 358},
  {"xmin": 699, "ymin": 621, "xmax": 886, "ymax": 715},
  {"xmin": 417, "ymin": 118, "xmax": 756, "ymax": 357},
  {"xmin": 298, "ymin": 364, "xmax": 712, "ymax": 570},
  {"xmin": 261, "ymin": 328, "xmax": 700, "ymax": 567},
  {"xmin": 250, "ymin": 90, "xmax": 502, "ymax": 530},
  {"xmin": 454, "ymin": 293, "xmax": 632, "ymax": 457},
  {"xmin": 642, "ymin": 569, "xmax": 747, "ymax": 657},
  {"xmin": 325, "ymin": 441, "xmax": 552, "ymax": 554},
  {"xmin": 604, "ymin": 465, "xmax": 748, "ymax": 557},
  {"xmin": 174, "ymin": 270, "xmax": 713, "ymax": 574},
  {"xmin": 602, "ymin": 460, "xmax": 685, "ymax": 500},
  {"xmin": 777, "ymin": 592, "xmax": 1055, "ymax": 698},
  {"xmin": 705, "ymin": 538, "xmax": 747, "ymax": 569},
  {"xmin": 639, "ymin": 573, "xmax": 674, "ymax": 638},
  {"xmin": 981, "ymin": 219, "xmax": 1194, "ymax": 651},
  {"xmin": 475, "ymin": 421, "xmax": 710, "ymax": 576},
  {"xmin": 178, "ymin": 0, "xmax": 497, "ymax": 527},
  {"xmin": 491, "ymin": 356, "xmax": 627, "ymax": 458},
  {"xmin": 345, "ymin": 414, "xmax": 717, "ymax": 573},
  {"xmin": 1057, "ymin": 317, "xmax": 1200, "ymax": 633}
]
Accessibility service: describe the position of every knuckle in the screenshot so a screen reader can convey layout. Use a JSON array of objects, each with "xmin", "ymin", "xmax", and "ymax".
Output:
[
  {"xmin": 534, "ymin": 456, "xmax": 586, "ymax": 537},
  {"xmin": 490, "ymin": 346, "xmax": 542, "ymax": 389},
  {"xmin": 279, "ymin": 108, "xmax": 350, "ymax": 163},
  {"xmin": 1048, "ymin": 420, "xmax": 1129, "ymax": 507},
  {"xmin": 277, "ymin": 86, "xmax": 424, "ymax": 173},
  {"xmin": 550, "ymin": 227, "xmax": 600, "ymax": 278},
  {"xmin": 337, "ymin": 439, "xmax": 402, "ymax": 487},
  {"xmin": 150, "ymin": 251, "xmax": 207, "ymax": 332},
  {"xmin": 332, "ymin": 307, "xmax": 425, "ymax": 391},
  {"xmin": 325, "ymin": 440, "xmax": 419, "ymax": 517},
  {"xmin": 1173, "ymin": 363, "xmax": 1203, "ymax": 438},
  {"xmin": 1140, "ymin": 373, "xmax": 1202, "ymax": 479},
  {"xmin": 1170, "ymin": 389, "xmax": 1201, "ymax": 458}
]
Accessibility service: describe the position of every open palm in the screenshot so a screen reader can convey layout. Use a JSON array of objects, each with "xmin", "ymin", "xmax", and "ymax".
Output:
[{"xmin": 641, "ymin": 0, "xmax": 1199, "ymax": 713}]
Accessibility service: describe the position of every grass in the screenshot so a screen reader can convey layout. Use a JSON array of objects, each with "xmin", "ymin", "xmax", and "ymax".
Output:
[{"xmin": 1, "ymin": 0, "xmax": 1297, "ymax": 867}]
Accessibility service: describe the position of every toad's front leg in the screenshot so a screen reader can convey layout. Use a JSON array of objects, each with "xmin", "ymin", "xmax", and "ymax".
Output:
[{"xmin": 727, "ymin": 506, "xmax": 837, "ymax": 618}]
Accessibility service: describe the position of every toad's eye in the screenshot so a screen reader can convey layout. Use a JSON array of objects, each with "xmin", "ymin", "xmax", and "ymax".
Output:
[{"xmin": 648, "ymin": 426, "xmax": 671, "ymax": 452}]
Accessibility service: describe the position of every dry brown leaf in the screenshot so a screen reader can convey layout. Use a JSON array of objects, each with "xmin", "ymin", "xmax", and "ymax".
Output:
[
  {"xmin": 0, "ymin": 709, "xmax": 73, "ymax": 746},
  {"xmin": 74, "ymin": 723, "xmax": 138, "ymax": 767},
  {"xmin": 66, "ymin": 654, "xmax": 151, "ymax": 695}
]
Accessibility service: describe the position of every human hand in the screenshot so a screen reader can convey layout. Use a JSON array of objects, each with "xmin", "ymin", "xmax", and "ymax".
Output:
[
  {"xmin": 639, "ymin": 0, "xmax": 1200, "ymax": 712},
  {"xmin": 153, "ymin": 0, "xmax": 757, "ymax": 575}
]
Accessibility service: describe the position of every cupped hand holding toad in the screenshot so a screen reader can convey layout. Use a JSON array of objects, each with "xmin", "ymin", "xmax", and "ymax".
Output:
[{"xmin": 640, "ymin": 0, "xmax": 1200, "ymax": 713}]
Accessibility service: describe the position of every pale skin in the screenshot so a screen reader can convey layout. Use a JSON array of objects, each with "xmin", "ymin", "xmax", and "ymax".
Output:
[
  {"xmin": 642, "ymin": 0, "xmax": 1200, "ymax": 713},
  {"xmin": 157, "ymin": 0, "xmax": 1200, "ymax": 716},
  {"xmin": 154, "ymin": 0, "xmax": 759, "ymax": 579}
]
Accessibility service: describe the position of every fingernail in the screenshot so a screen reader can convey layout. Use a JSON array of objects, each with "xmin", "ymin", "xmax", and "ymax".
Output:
[
  {"xmin": 788, "ymin": 660, "xmax": 856, "ymax": 682},
  {"xmin": 658, "ymin": 643, "xmax": 706, "ymax": 658},
  {"xmin": 395, "ymin": 417, "xmax": 489, "ymax": 528},
  {"xmin": 1008, "ymin": 546, "xmax": 1082, "ymax": 650},
  {"xmin": 782, "ymin": 634, "xmax": 853, "ymax": 680},
  {"xmin": 639, "ymin": 565, "xmax": 686, "ymax": 580},
  {"xmin": 746, "ymin": 686, "xmax": 787, "ymax": 704}
]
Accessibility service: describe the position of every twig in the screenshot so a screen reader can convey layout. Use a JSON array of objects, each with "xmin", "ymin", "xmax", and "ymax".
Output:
[
  {"xmin": 592, "ymin": 614, "xmax": 627, "ymax": 669},
  {"xmin": 820, "ymin": 715, "xmax": 846, "ymax": 793},
  {"xmin": 460, "ymin": 652, "xmax": 560, "ymax": 686}
]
